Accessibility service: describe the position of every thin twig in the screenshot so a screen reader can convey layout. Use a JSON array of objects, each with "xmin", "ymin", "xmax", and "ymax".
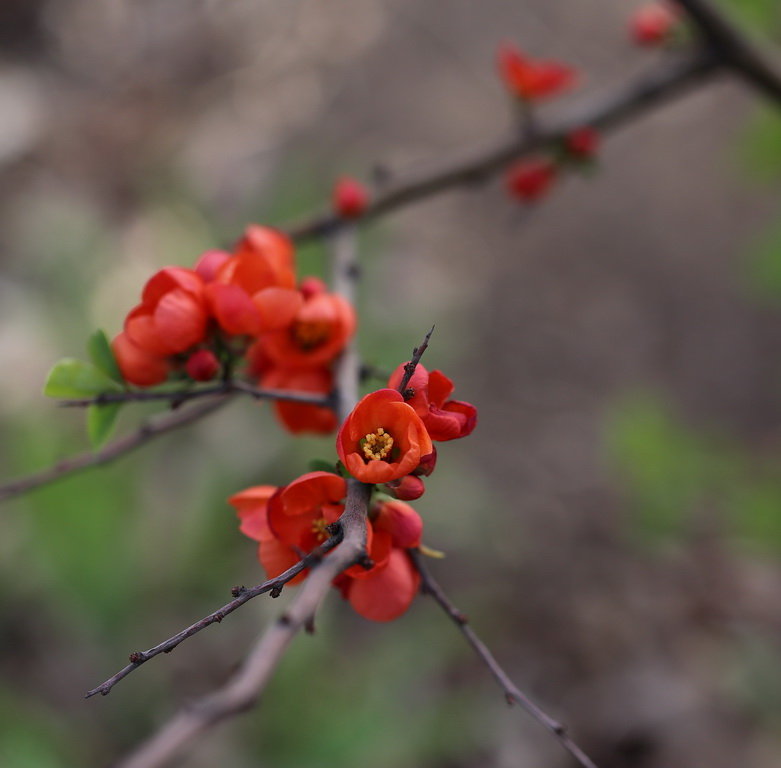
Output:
[
  {"xmin": 58, "ymin": 381, "xmax": 330, "ymax": 408},
  {"xmin": 397, "ymin": 326, "xmax": 435, "ymax": 396},
  {"xmin": 0, "ymin": 397, "xmax": 229, "ymax": 503},
  {"xmin": 114, "ymin": 480, "xmax": 371, "ymax": 768},
  {"xmin": 85, "ymin": 530, "xmax": 345, "ymax": 699},
  {"xmin": 409, "ymin": 550, "xmax": 599, "ymax": 768}
]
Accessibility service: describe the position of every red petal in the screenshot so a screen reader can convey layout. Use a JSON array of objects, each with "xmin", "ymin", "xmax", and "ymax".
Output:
[
  {"xmin": 258, "ymin": 539, "xmax": 306, "ymax": 583},
  {"xmin": 374, "ymin": 500, "xmax": 423, "ymax": 548},
  {"xmin": 112, "ymin": 332, "xmax": 169, "ymax": 386},
  {"xmin": 154, "ymin": 289, "xmax": 208, "ymax": 352},
  {"xmin": 206, "ymin": 283, "xmax": 262, "ymax": 336},
  {"xmin": 228, "ymin": 485, "xmax": 277, "ymax": 542},
  {"xmin": 347, "ymin": 549, "xmax": 420, "ymax": 621},
  {"xmin": 141, "ymin": 267, "xmax": 204, "ymax": 305},
  {"xmin": 252, "ymin": 287, "xmax": 304, "ymax": 331}
]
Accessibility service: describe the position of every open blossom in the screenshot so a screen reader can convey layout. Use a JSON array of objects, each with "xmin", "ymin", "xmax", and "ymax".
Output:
[
  {"xmin": 497, "ymin": 43, "xmax": 576, "ymax": 101},
  {"xmin": 389, "ymin": 363, "xmax": 477, "ymax": 441},
  {"xmin": 337, "ymin": 389, "xmax": 434, "ymax": 484},
  {"xmin": 230, "ymin": 472, "xmax": 348, "ymax": 584},
  {"xmin": 261, "ymin": 281, "xmax": 356, "ymax": 370},
  {"xmin": 505, "ymin": 157, "xmax": 557, "ymax": 202},
  {"xmin": 206, "ymin": 225, "xmax": 303, "ymax": 336},
  {"xmin": 630, "ymin": 3, "xmax": 680, "ymax": 46}
]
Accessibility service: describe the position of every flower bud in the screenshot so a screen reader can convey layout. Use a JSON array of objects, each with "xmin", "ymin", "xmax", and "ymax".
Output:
[
  {"xmin": 383, "ymin": 475, "xmax": 425, "ymax": 501},
  {"xmin": 333, "ymin": 177, "xmax": 369, "ymax": 218},
  {"xmin": 505, "ymin": 158, "xmax": 557, "ymax": 203},
  {"xmin": 631, "ymin": 3, "xmax": 679, "ymax": 46},
  {"xmin": 186, "ymin": 349, "xmax": 220, "ymax": 381}
]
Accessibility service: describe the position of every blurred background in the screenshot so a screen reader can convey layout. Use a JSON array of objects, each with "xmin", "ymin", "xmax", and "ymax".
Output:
[{"xmin": 2, "ymin": 1, "xmax": 781, "ymax": 766}]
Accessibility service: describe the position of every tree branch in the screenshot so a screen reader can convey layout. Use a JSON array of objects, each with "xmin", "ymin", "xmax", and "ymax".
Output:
[
  {"xmin": 397, "ymin": 326, "xmax": 435, "ymax": 396},
  {"xmin": 409, "ymin": 550, "xmax": 598, "ymax": 768},
  {"xmin": 286, "ymin": 52, "xmax": 719, "ymax": 244},
  {"xmin": 114, "ymin": 480, "xmax": 371, "ymax": 768},
  {"xmin": 677, "ymin": 0, "xmax": 781, "ymax": 104},
  {"xmin": 57, "ymin": 381, "xmax": 331, "ymax": 408},
  {"xmin": 0, "ymin": 397, "xmax": 230, "ymax": 503},
  {"xmin": 85, "ymin": 529, "xmax": 345, "ymax": 699}
]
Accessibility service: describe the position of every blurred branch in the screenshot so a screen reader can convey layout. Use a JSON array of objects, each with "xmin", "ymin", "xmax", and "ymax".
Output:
[
  {"xmin": 409, "ymin": 550, "xmax": 599, "ymax": 768},
  {"xmin": 677, "ymin": 0, "xmax": 781, "ymax": 104},
  {"xmin": 114, "ymin": 480, "xmax": 371, "ymax": 768},
  {"xmin": 286, "ymin": 52, "xmax": 719, "ymax": 243},
  {"xmin": 0, "ymin": 397, "xmax": 229, "ymax": 503},
  {"xmin": 58, "ymin": 381, "xmax": 330, "ymax": 408},
  {"xmin": 86, "ymin": 529, "xmax": 345, "ymax": 698}
]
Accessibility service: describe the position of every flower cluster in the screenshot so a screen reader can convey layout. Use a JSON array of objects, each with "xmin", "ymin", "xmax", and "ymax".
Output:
[
  {"xmin": 230, "ymin": 361, "xmax": 477, "ymax": 621},
  {"xmin": 112, "ymin": 225, "xmax": 356, "ymax": 434},
  {"xmin": 496, "ymin": 44, "xmax": 600, "ymax": 204}
]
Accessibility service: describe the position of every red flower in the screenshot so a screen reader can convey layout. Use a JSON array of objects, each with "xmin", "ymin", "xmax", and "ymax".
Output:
[
  {"xmin": 337, "ymin": 499, "xmax": 422, "ymax": 621},
  {"xmin": 230, "ymin": 473, "xmax": 349, "ymax": 585},
  {"xmin": 260, "ymin": 365, "xmax": 337, "ymax": 435},
  {"xmin": 124, "ymin": 267, "xmax": 209, "ymax": 356},
  {"xmin": 206, "ymin": 225, "xmax": 302, "ymax": 336},
  {"xmin": 112, "ymin": 331, "xmax": 169, "ymax": 386},
  {"xmin": 497, "ymin": 43, "xmax": 576, "ymax": 101},
  {"xmin": 337, "ymin": 389, "xmax": 433, "ymax": 484},
  {"xmin": 631, "ymin": 3, "xmax": 680, "ymax": 46},
  {"xmin": 565, "ymin": 127, "xmax": 600, "ymax": 159},
  {"xmin": 186, "ymin": 349, "xmax": 220, "ymax": 381},
  {"xmin": 261, "ymin": 288, "xmax": 356, "ymax": 370},
  {"xmin": 505, "ymin": 158, "xmax": 557, "ymax": 202},
  {"xmin": 389, "ymin": 363, "xmax": 477, "ymax": 441},
  {"xmin": 333, "ymin": 177, "xmax": 369, "ymax": 218}
]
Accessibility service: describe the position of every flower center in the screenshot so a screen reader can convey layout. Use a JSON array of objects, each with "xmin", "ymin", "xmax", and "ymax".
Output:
[
  {"xmin": 362, "ymin": 427, "xmax": 394, "ymax": 461},
  {"xmin": 311, "ymin": 517, "xmax": 329, "ymax": 541},
  {"xmin": 292, "ymin": 320, "xmax": 331, "ymax": 351}
]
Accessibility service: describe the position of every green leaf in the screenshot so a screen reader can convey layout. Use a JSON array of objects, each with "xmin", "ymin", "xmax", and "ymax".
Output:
[
  {"xmin": 87, "ymin": 403, "xmax": 122, "ymax": 448},
  {"xmin": 308, "ymin": 458, "xmax": 338, "ymax": 474},
  {"xmin": 87, "ymin": 330, "xmax": 123, "ymax": 383},
  {"xmin": 43, "ymin": 359, "xmax": 122, "ymax": 398}
]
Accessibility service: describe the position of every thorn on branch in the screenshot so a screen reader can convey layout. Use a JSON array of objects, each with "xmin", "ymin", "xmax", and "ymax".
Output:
[
  {"xmin": 403, "ymin": 387, "xmax": 415, "ymax": 401},
  {"xmin": 270, "ymin": 585, "xmax": 284, "ymax": 599}
]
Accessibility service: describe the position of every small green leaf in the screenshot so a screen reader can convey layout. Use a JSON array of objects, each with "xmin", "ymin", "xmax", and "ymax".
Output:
[
  {"xmin": 87, "ymin": 403, "xmax": 122, "ymax": 448},
  {"xmin": 308, "ymin": 459, "xmax": 338, "ymax": 474},
  {"xmin": 87, "ymin": 330, "xmax": 124, "ymax": 383},
  {"xmin": 43, "ymin": 358, "xmax": 122, "ymax": 398}
]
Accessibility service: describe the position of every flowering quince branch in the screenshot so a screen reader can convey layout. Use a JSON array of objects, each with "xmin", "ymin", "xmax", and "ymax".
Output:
[
  {"xmin": 2, "ymin": 2, "xmax": 780, "ymax": 504},
  {"xmin": 408, "ymin": 549, "xmax": 598, "ymax": 768},
  {"xmin": 113, "ymin": 481, "xmax": 371, "ymax": 768}
]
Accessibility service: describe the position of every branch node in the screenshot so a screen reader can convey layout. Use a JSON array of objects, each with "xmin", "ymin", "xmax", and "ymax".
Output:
[
  {"xmin": 357, "ymin": 555, "xmax": 374, "ymax": 570},
  {"xmin": 270, "ymin": 585, "xmax": 284, "ymax": 599},
  {"xmin": 278, "ymin": 613, "xmax": 293, "ymax": 627},
  {"xmin": 129, "ymin": 651, "xmax": 144, "ymax": 664},
  {"xmin": 231, "ymin": 585, "xmax": 246, "ymax": 598}
]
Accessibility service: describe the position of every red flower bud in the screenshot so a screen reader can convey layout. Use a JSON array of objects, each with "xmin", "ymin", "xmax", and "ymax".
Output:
[
  {"xmin": 299, "ymin": 276, "xmax": 327, "ymax": 300},
  {"xmin": 630, "ymin": 3, "xmax": 679, "ymax": 46},
  {"xmin": 333, "ymin": 177, "xmax": 369, "ymax": 218},
  {"xmin": 565, "ymin": 127, "xmax": 600, "ymax": 159},
  {"xmin": 384, "ymin": 474, "xmax": 425, "ymax": 501},
  {"xmin": 186, "ymin": 349, "xmax": 220, "ymax": 381},
  {"xmin": 505, "ymin": 158, "xmax": 557, "ymax": 203}
]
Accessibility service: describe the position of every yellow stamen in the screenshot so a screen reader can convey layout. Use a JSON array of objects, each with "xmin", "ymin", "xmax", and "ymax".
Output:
[
  {"xmin": 311, "ymin": 517, "xmax": 329, "ymax": 541},
  {"xmin": 362, "ymin": 426, "xmax": 394, "ymax": 461}
]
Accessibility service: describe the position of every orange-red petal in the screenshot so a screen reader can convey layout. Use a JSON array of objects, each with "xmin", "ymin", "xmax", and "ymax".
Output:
[{"xmin": 347, "ymin": 549, "xmax": 420, "ymax": 622}]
